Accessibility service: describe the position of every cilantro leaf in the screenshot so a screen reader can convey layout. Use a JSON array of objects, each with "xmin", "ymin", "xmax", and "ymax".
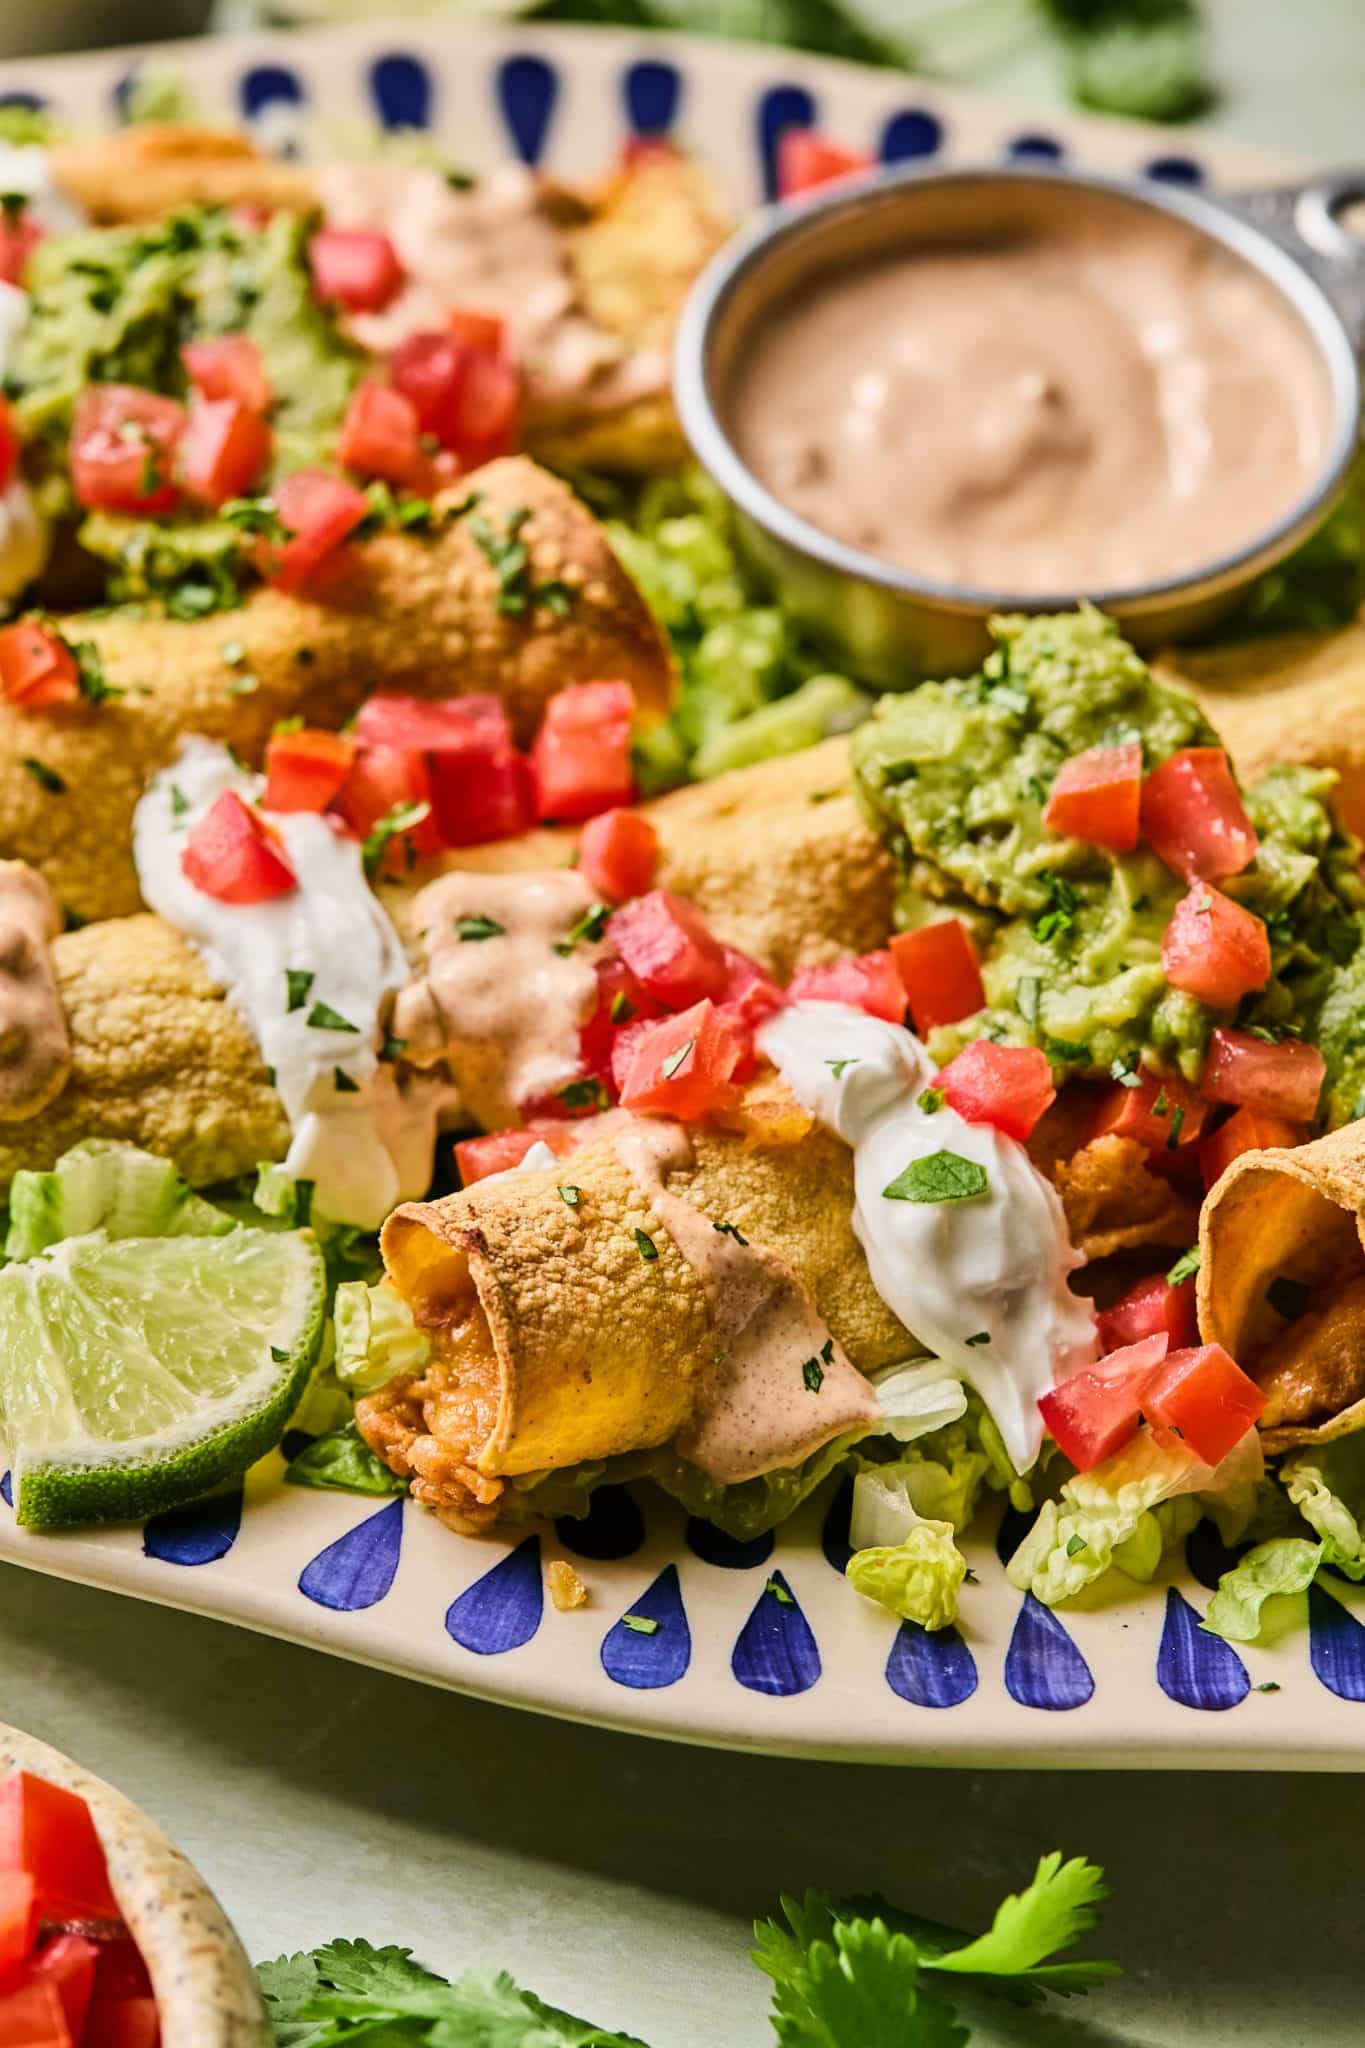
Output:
[
  {"xmin": 753, "ymin": 1899, "xmax": 967, "ymax": 2048},
  {"xmin": 917, "ymin": 1852, "xmax": 1119, "ymax": 1996},
  {"xmin": 883, "ymin": 1151, "xmax": 989, "ymax": 1204},
  {"xmin": 1167, "ymin": 1245, "xmax": 1200, "ymax": 1286},
  {"xmin": 362, "ymin": 800, "xmax": 432, "ymax": 880}
]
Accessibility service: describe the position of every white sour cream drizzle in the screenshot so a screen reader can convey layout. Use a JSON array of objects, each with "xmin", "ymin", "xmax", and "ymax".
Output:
[
  {"xmin": 134, "ymin": 740, "xmax": 447, "ymax": 1230},
  {"xmin": 0, "ymin": 148, "xmax": 84, "ymax": 603},
  {"xmin": 758, "ymin": 1001, "xmax": 1097, "ymax": 1470}
]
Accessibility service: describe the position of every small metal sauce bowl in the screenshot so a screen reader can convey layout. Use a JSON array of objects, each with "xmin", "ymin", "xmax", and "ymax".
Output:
[{"xmin": 674, "ymin": 163, "xmax": 1365, "ymax": 685}]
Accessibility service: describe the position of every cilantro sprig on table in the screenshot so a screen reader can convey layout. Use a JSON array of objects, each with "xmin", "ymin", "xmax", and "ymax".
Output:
[{"xmin": 257, "ymin": 1852, "xmax": 1118, "ymax": 2045}]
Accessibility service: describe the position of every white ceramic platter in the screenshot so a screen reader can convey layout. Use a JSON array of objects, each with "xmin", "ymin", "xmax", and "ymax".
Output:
[{"xmin": 1, "ymin": 18, "xmax": 1359, "ymax": 1768}]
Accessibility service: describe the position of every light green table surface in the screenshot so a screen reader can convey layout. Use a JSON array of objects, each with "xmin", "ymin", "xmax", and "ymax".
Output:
[{"xmin": 6, "ymin": 4, "xmax": 1365, "ymax": 2043}]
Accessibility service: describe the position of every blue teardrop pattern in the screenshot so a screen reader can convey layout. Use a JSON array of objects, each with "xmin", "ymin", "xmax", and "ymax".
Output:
[
  {"xmin": 445, "ymin": 1534, "xmax": 543, "ymax": 1655},
  {"xmin": 994, "ymin": 1501, "xmax": 1038, "ymax": 1567},
  {"xmin": 299, "ymin": 1498, "xmax": 404, "ymax": 1613},
  {"xmin": 1007, "ymin": 132, "xmax": 1066, "ymax": 160},
  {"xmin": 497, "ymin": 55, "xmax": 559, "ymax": 166},
  {"xmin": 1309, "ymin": 1584, "xmax": 1365, "ymax": 1701},
  {"xmin": 143, "ymin": 1487, "xmax": 242, "ymax": 1566},
  {"xmin": 756, "ymin": 85, "xmax": 816, "ymax": 203},
  {"xmin": 1146, "ymin": 155, "xmax": 1205, "ymax": 186},
  {"xmin": 687, "ymin": 1517, "xmax": 774, "ymax": 1570},
  {"xmin": 601, "ymin": 1564, "xmax": 691, "ymax": 1690},
  {"xmin": 732, "ymin": 1570, "xmax": 821, "ymax": 1697},
  {"xmin": 556, "ymin": 1484, "xmax": 644, "ymax": 1562},
  {"xmin": 0, "ymin": 1472, "xmax": 11, "ymax": 1509},
  {"xmin": 880, "ymin": 109, "xmax": 944, "ymax": 162},
  {"xmin": 239, "ymin": 65, "xmax": 306, "ymax": 123},
  {"xmin": 885, "ymin": 1622, "xmax": 978, "ymax": 1709},
  {"xmin": 370, "ymin": 53, "xmax": 433, "ymax": 131},
  {"xmin": 1005, "ymin": 1594, "xmax": 1094, "ymax": 1710},
  {"xmin": 623, "ymin": 59, "xmax": 681, "ymax": 140},
  {"xmin": 1184, "ymin": 1517, "xmax": 1247, "ymax": 1593},
  {"xmin": 1157, "ymin": 1588, "xmax": 1249, "ymax": 1711},
  {"xmin": 821, "ymin": 1477, "xmax": 854, "ymax": 1573},
  {"xmin": 0, "ymin": 94, "xmax": 44, "ymax": 115}
]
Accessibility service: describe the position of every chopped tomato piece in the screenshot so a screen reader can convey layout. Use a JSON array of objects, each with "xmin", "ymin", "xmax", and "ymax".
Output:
[
  {"xmin": 0, "ymin": 207, "xmax": 43, "ymax": 287},
  {"xmin": 609, "ymin": 889, "xmax": 727, "ymax": 1009},
  {"xmin": 179, "ymin": 395, "xmax": 270, "ymax": 507},
  {"xmin": 448, "ymin": 309, "xmax": 508, "ymax": 358},
  {"xmin": 578, "ymin": 806, "xmax": 658, "ymax": 903},
  {"xmin": 389, "ymin": 332, "xmax": 466, "ymax": 437},
  {"xmin": 0, "ymin": 1872, "xmax": 35, "ymax": 1975},
  {"xmin": 332, "ymin": 743, "xmax": 442, "ymax": 873},
  {"xmin": 530, "ymin": 681, "xmax": 635, "ymax": 823},
  {"xmin": 92, "ymin": 1996, "xmax": 158, "ymax": 2048},
  {"xmin": 263, "ymin": 726, "xmax": 356, "ymax": 815},
  {"xmin": 1141, "ymin": 747, "xmax": 1258, "ymax": 882},
  {"xmin": 33, "ymin": 1934, "xmax": 97, "ymax": 2043},
  {"xmin": 0, "ymin": 396, "xmax": 16, "ymax": 494},
  {"xmin": 1095, "ymin": 1272, "xmax": 1198, "ymax": 1354},
  {"xmin": 1038, "ymin": 1334, "xmax": 1170, "ymax": 1472},
  {"xmin": 180, "ymin": 791, "xmax": 297, "ymax": 905},
  {"xmin": 937, "ymin": 1040, "xmax": 1055, "ymax": 1143},
  {"xmin": 579, "ymin": 956, "xmax": 664, "ymax": 1082},
  {"xmin": 0, "ymin": 1773, "xmax": 118, "ymax": 1922},
  {"xmin": 456, "ymin": 1130, "xmax": 550, "ymax": 1185},
  {"xmin": 181, "ymin": 334, "xmax": 270, "ymax": 413},
  {"xmin": 890, "ymin": 920, "xmax": 985, "ymax": 1035},
  {"xmin": 717, "ymin": 945, "xmax": 786, "ymax": 1030},
  {"xmin": 618, "ymin": 997, "xmax": 749, "ymax": 1120},
  {"xmin": 262, "ymin": 468, "xmax": 370, "ymax": 592},
  {"xmin": 1142, "ymin": 1342, "xmax": 1265, "ymax": 1466},
  {"xmin": 777, "ymin": 129, "xmax": 875, "ymax": 198},
  {"xmin": 1199, "ymin": 1103, "xmax": 1304, "ymax": 1189},
  {"xmin": 310, "ymin": 227, "xmax": 402, "ymax": 312},
  {"xmin": 0, "ymin": 621, "xmax": 80, "ymax": 708},
  {"xmin": 788, "ymin": 949, "xmax": 905, "ymax": 1024},
  {"xmin": 1090, "ymin": 1069, "xmax": 1208, "ymax": 1152},
  {"xmin": 1042, "ymin": 740, "xmax": 1142, "ymax": 852},
  {"xmin": 355, "ymin": 692, "xmax": 532, "ymax": 845},
  {"xmin": 0, "ymin": 1972, "xmax": 70, "ymax": 2048},
  {"xmin": 70, "ymin": 384, "xmax": 184, "ymax": 515},
  {"xmin": 1161, "ymin": 886, "xmax": 1270, "ymax": 1007},
  {"xmin": 445, "ymin": 347, "xmax": 521, "ymax": 464},
  {"xmin": 336, "ymin": 382, "xmax": 426, "ymax": 488},
  {"xmin": 1201, "ymin": 1026, "xmax": 1325, "ymax": 1125},
  {"xmin": 388, "ymin": 323, "xmax": 519, "ymax": 463}
]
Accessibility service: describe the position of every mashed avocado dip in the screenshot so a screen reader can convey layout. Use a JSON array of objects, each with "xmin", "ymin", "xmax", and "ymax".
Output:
[{"xmin": 852, "ymin": 610, "xmax": 1365, "ymax": 1121}]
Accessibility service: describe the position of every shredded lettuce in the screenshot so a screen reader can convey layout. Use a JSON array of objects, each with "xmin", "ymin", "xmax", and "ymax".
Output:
[
  {"xmin": 1282, "ymin": 1435, "xmax": 1365, "ymax": 1579},
  {"xmin": 334, "ymin": 1278, "xmax": 430, "ymax": 1393},
  {"xmin": 5, "ymin": 1140, "xmax": 232, "ymax": 1259},
  {"xmin": 1202, "ymin": 1536, "xmax": 1323, "ymax": 1644},
  {"xmin": 284, "ymin": 1422, "xmax": 407, "ymax": 1498},
  {"xmin": 847, "ymin": 1519, "xmax": 966, "ymax": 1632}
]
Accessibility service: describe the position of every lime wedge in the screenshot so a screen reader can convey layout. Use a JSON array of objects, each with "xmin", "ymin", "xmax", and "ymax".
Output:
[{"xmin": 0, "ymin": 1228, "xmax": 326, "ymax": 1528}]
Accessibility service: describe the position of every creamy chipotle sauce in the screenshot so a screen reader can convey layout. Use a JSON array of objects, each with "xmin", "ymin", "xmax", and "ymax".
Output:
[
  {"xmin": 728, "ymin": 196, "xmax": 1332, "ymax": 593},
  {"xmin": 0, "ymin": 861, "xmax": 70, "ymax": 1122}
]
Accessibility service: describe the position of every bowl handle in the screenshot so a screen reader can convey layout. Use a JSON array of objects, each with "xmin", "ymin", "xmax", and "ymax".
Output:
[{"xmin": 1220, "ymin": 171, "xmax": 1365, "ymax": 353}]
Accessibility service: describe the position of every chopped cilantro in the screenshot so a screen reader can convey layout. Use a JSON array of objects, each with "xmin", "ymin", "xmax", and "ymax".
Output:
[
  {"xmin": 1152, "ymin": 1088, "xmax": 1170, "ymax": 1117},
  {"xmin": 621, "ymin": 1613, "xmax": 659, "ymax": 1635},
  {"xmin": 71, "ymin": 639, "xmax": 120, "ymax": 703},
  {"xmin": 1110, "ymin": 1053, "xmax": 1142, "ymax": 1089},
  {"xmin": 802, "ymin": 1356, "xmax": 825, "ymax": 1394},
  {"xmin": 1016, "ymin": 974, "xmax": 1041, "ymax": 1028},
  {"xmin": 610, "ymin": 990, "xmax": 636, "ymax": 1025},
  {"xmin": 1167, "ymin": 1246, "xmax": 1201, "ymax": 1286},
  {"xmin": 306, "ymin": 1000, "xmax": 360, "ymax": 1033},
  {"xmin": 333, "ymin": 1067, "xmax": 360, "ymax": 1094},
  {"xmin": 712, "ymin": 1221, "xmax": 748, "ymax": 1246},
  {"xmin": 21, "ymin": 758, "xmax": 65, "ymax": 793},
  {"xmin": 563, "ymin": 902, "xmax": 611, "ymax": 948},
  {"xmin": 284, "ymin": 970, "xmax": 315, "ymax": 1013},
  {"xmin": 168, "ymin": 783, "xmax": 190, "ymax": 821},
  {"xmin": 455, "ymin": 914, "xmax": 506, "ymax": 942},
  {"xmin": 270, "ymin": 1345, "xmax": 289, "ymax": 1363},
  {"xmin": 883, "ymin": 1150, "xmax": 989, "ymax": 1204},
  {"xmin": 468, "ymin": 506, "xmax": 534, "ymax": 616},
  {"xmin": 1033, "ymin": 870, "xmax": 1080, "ymax": 945},
  {"xmin": 1166, "ymin": 1105, "xmax": 1186, "ymax": 1149},
  {"xmin": 965, "ymin": 1331, "xmax": 990, "ymax": 1347},
  {"xmin": 557, "ymin": 1185, "xmax": 581, "ymax": 1207},
  {"xmin": 766, "ymin": 1578, "xmax": 794, "ymax": 1606},
  {"xmin": 917, "ymin": 1086, "xmax": 945, "ymax": 1115},
  {"xmin": 560, "ymin": 1077, "xmax": 609, "ymax": 1111},
  {"xmin": 382, "ymin": 1035, "xmax": 407, "ymax": 1062},
  {"xmin": 826, "ymin": 1057, "xmax": 859, "ymax": 1079},
  {"xmin": 1066, "ymin": 1535, "xmax": 1087, "ymax": 1558},
  {"xmin": 362, "ymin": 800, "xmax": 431, "ymax": 880},
  {"xmin": 1045, "ymin": 1037, "xmax": 1090, "ymax": 1064},
  {"xmin": 633, "ymin": 1228, "xmax": 658, "ymax": 1262}
]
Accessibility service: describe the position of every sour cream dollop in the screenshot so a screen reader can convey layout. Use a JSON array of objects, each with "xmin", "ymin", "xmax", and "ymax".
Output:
[
  {"xmin": 758, "ymin": 1001, "xmax": 1096, "ymax": 1470},
  {"xmin": 135, "ymin": 739, "xmax": 441, "ymax": 1229}
]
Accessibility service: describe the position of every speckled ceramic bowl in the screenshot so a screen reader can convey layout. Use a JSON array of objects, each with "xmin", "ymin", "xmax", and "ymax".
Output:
[{"xmin": 0, "ymin": 1723, "xmax": 268, "ymax": 2047}]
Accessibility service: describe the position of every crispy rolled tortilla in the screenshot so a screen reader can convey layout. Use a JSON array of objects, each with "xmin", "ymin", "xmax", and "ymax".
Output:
[
  {"xmin": 363, "ymin": 1112, "xmax": 913, "ymax": 1527},
  {"xmin": 1, "ymin": 458, "xmax": 674, "ymax": 924},
  {"xmin": 1199, "ymin": 1122, "xmax": 1365, "ymax": 1450}
]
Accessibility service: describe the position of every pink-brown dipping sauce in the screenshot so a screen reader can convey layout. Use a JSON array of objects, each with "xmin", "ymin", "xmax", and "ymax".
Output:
[
  {"xmin": 727, "ymin": 196, "xmax": 1332, "ymax": 594},
  {"xmin": 0, "ymin": 861, "xmax": 70, "ymax": 1122}
]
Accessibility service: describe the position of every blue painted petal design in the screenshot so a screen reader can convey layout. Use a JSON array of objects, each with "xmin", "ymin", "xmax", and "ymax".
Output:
[
  {"xmin": 556, "ymin": 1485, "xmax": 644, "ymax": 1562},
  {"xmin": 687, "ymin": 1517, "xmax": 774, "ymax": 1570},
  {"xmin": 821, "ymin": 1477, "xmax": 854, "ymax": 1573},
  {"xmin": 0, "ymin": 93, "xmax": 45, "ymax": 113},
  {"xmin": 370, "ymin": 53, "xmax": 433, "ymax": 132},
  {"xmin": 1007, "ymin": 132, "xmax": 1065, "ymax": 160},
  {"xmin": 239, "ymin": 65, "xmax": 306, "ymax": 122},
  {"xmin": 757, "ymin": 85, "xmax": 817, "ymax": 202},
  {"xmin": 1184, "ymin": 1517, "xmax": 1248, "ymax": 1592},
  {"xmin": 1146, "ymin": 155, "xmax": 1205, "ymax": 186},
  {"xmin": 143, "ymin": 1487, "xmax": 242, "ymax": 1566},
  {"xmin": 0, "ymin": 1472, "xmax": 10, "ymax": 1509},
  {"xmin": 624, "ymin": 59, "xmax": 681, "ymax": 138},
  {"xmin": 732, "ymin": 1570, "xmax": 821, "ymax": 1696},
  {"xmin": 601, "ymin": 1564, "xmax": 691, "ymax": 1689},
  {"xmin": 1309, "ymin": 1584, "xmax": 1365, "ymax": 1701},
  {"xmin": 498, "ymin": 55, "xmax": 558, "ymax": 166},
  {"xmin": 881, "ymin": 109, "xmax": 944, "ymax": 162},
  {"xmin": 299, "ymin": 1498, "xmax": 404, "ymax": 1612},
  {"xmin": 446, "ymin": 1534, "xmax": 543, "ymax": 1655},
  {"xmin": 1005, "ymin": 1594, "xmax": 1094, "ymax": 1710},
  {"xmin": 886, "ymin": 1621, "xmax": 978, "ymax": 1709},
  {"xmin": 995, "ymin": 1502, "xmax": 1038, "ymax": 1566},
  {"xmin": 1157, "ymin": 1587, "xmax": 1249, "ymax": 1710}
]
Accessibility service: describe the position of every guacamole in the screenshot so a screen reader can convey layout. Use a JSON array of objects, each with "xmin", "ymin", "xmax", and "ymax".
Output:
[{"xmin": 851, "ymin": 610, "xmax": 1365, "ymax": 1114}]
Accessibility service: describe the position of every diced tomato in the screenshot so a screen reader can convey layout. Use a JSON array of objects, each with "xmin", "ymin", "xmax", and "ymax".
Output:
[
  {"xmin": 530, "ymin": 682, "xmax": 635, "ymax": 824},
  {"xmin": 181, "ymin": 334, "xmax": 270, "ymax": 414},
  {"xmin": 1095, "ymin": 1271, "xmax": 1198, "ymax": 1354},
  {"xmin": 332, "ymin": 743, "xmax": 443, "ymax": 873},
  {"xmin": 0, "ymin": 621, "xmax": 80, "ymax": 708},
  {"xmin": 1143, "ymin": 1342, "xmax": 1265, "ymax": 1466},
  {"xmin": 1141, "ymin": 747, "xmax": 1258, "ymax": 882},
  {"xmin": 33, "ymin": 1935, "xmax": 97, "ymax": 2043},
  {"xmin": 69, "ymin": 384, "xmax": 185, "ymax": 515},
  {"xmin": 0, "ymin": 1972, "xmax": 70, "ymax": 2048},
  {"xmin": 1161, "ymin": 886, "xmax": 1270, "ymax": 1008},
  {"xmin": 789, "ymin": 949, "xmax": 906, "ymax": 1024},
  {"xmin": 92, "ymin": 1997, "xmax": 158, "ymax": 2048},
  {"xmin": 618, "ymin": 997, "xmax": 749, "ymax": 1121},
  {"xmin": 179, "ymin": 395, "xmax": 270, "ymax": 507},
  {"xmin": 1199, "ymin": 1104, "xmax": 1304, "ymax": 1190},
  {"xmin": 263, "ymin": 726, "xmax": 356, "ymax": 815},
  {"xmin": 0, "ymin": 207, "xmax": 43, "ymax": 287},
  {"xmin": 1038, "ymin": 1334, "xmax": 1170, "ymax": 1472},
  {"xmin": 937, "ymin": 1040, "xmax": 1055, "ymax": 1143},
  {"xmin": 1090, "ymin": 1069, "xmax": 1208, "ymax": 1152},
  {"xmin": 607, "ymin": 1014, "xmax": 658, "ymax": 1099},
  {"xmin": 0, "ymin": 396, "xmax": 16, "ymax": 494},
  {"xmin": 355, "ymin": 692, "xmax": 532, "ymax": 846},
  {"xmin": 445, "ymin": 348, "xmax": 521, "ymax": 465},
  {"xmin": 389, "ymin": 332, "xmax": 466, "ymax": 437},
  {"xmin": 609, "ymin": 889, "xmax": 727, "ymax": 1009},
  {"xmin": 180, "ymin": 790, "xmax": 297, "ymax": 905},
  {"xmin": 0, "ymin": 1872, "xmax": 35, "ymax": 1976},
  {"xmin": 1201, "ymin": 1026, "xmax": 1325, "ymax": 1124},
  {"xmin": 456, "ymin": 1130, "xmax": 549, "ymax": 1185},
  {"xmin": 717, "ymin": 945, "xmax": 786, "ymax": 1030},
  {"xmin": 777, "ymin": 129, "xmax": 875, "ymax": 199},
  {"xmin": 578, "ymin": 807, "xmax": 658, "ymax": 903},
  {"xmin": 448, "ymin": 309, "xmax": 507, "ymax": 359},
  {"xmin": 336, "ymin": 382, "xmax": 427, "ymax": 489},
  {"xmin": 578, "ymin": 956, "xmax": 665, "ymax": 1082},
  {"xmin": 310, "ymin": 227, "xmax": 402, "ymax": 312},
  {"xmin": 388, "ymin": 323, "xmax": 519, "ymax": 465},
  {"xmin": 890, "ymin": 920, "xmax": 985, "ymax": 1035},
  {"xmin": 260, "ymin": 468, "xmax": 370, "ymax": 592},
  {"xmin": 0, "ymin": 1774, "xmax": 118, "ymax": 1923},
  {"xmin": 84, "ymin": 1939, "xmax": 150, "ymax": 2008},
  {"xmin": 1042, "ymin": 740, "xmax": 1142, "ymax": 853}
]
